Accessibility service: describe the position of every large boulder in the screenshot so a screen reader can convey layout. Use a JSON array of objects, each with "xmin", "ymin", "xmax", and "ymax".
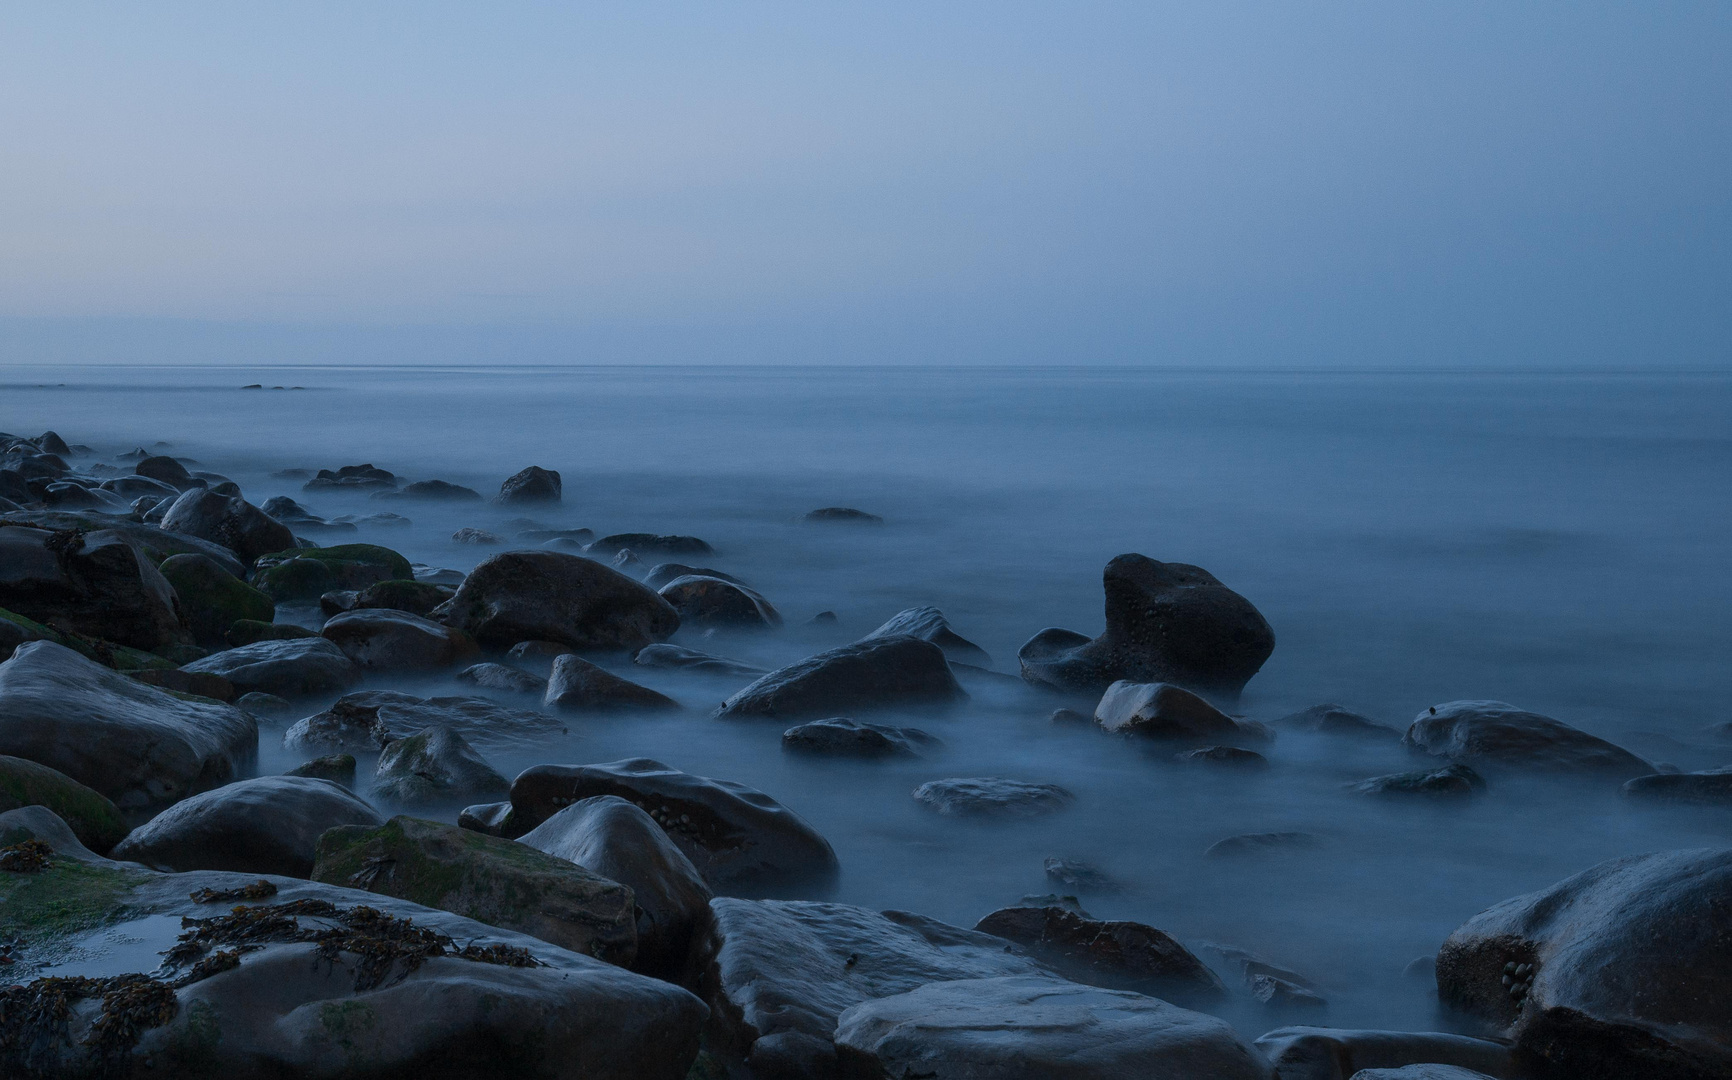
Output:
[
  {"xmin": 0, "ymin": 641, "xmax": 256, "ymax": 812},
  {"xmin": 373, "ymin": 725, "xmax": 509, "ymax": 806},
  {"xmin": 1094, "ymin": 680, "xmax": 1273, "ymax": 746},
  {"xmin": 284, "ymin": 689, "xmax": 566, "ymax": 755},
  {"xmin": 545, "ymin": 653, "xmax": 680, "ymax": 712},
  {"xmin": 439, "ymin": 550, "xmax": 679, "ymax": 651},
  {"xmin": 313, "ymin": 815, "xmax": 636, "ymax": 965},
  {"xmin": 1253, "ymin": 1028, "xmax": 1511, "ymax": 1080},
  {"xmin": 0, "ymin": 753, "xmax": 129, "ymax": 853},
  {"xmin": 715, "ymin": 636, "xmax": 967, "ymax": 721},
  {"xmin": 834, "ymin": 976, "xmax": 1271, "ymax": 1080},
  {"xmin": 159, "ymin": 488, "xmax": 295, "ymax": 565},
  {"xmin": 320, "ymin": 607, "xmax": 480, "ymax": 670},
  {"xmin": 250, "ymin": 543, "xmax": 414, "ymax": 602},
  {"xmin": 506, "ymin": 758, "xmax": 840, "ymax": 895},
  {"xmin": 973, "ymin": 905, "xmax": 1226, "ymax": 1009},
  {"xmin": 497, "ymin": 465, "xmax": 562, "ymax": 504},
  {"xmin": 0, "ymin": 808, "xmax": 706, "ymax": 1080},
  {"xmin": 694, "ymin": 898, "xmax": 1054, "ymax": 1077},
  {"xmin": 111, "ymin": 774, "xmax": 382, "ymax": 876},
  {"xmin": 1404, "ymin": 701, "xmax": 1652, "ymax": 779},
  {"xmin": 520, "ymin": 795, "xmax": 712, "ymax": 978},
  {"xmin": 1017, "ymin": 554, "xmax": 1275, "ymax": 703},
  {"xmin": 0, "ymin": 524, "xmax": 189, "ymax": 650},
  {"xmin": 158, "ymin": 552, "xmax": 274, "ymax": 647},
  {"xmin": 863, "ymin": 606, "xmax": 990, "ymax": 666},
  {"xmin": 1436, "ymin": 847, "xmax": 1732, "ymax": 1079},
  {"xmin": 182, "ymin": 636, "xmax": 362, "ymax": 697},
  {"xmin": 657, "ymin": 575, "xmax": 782, "ymax": 629}
]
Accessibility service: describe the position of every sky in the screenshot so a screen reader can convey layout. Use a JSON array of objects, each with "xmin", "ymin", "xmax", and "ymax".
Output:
[{"xmin": 0, "ymin": 2, "xmax": 1727, "ymax": 367}]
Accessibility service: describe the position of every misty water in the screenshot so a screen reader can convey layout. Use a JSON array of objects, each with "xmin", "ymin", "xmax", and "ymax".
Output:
[{"xmin": 6, "ymin": 363, "xmax": 1730, "ymax": 1037}]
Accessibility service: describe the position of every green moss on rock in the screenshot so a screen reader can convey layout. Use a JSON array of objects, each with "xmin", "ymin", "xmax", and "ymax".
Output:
[
  {"xmin": 0, "ymin": 756, "xmax": 130, "ymax": 854},
  {"xmin": 160, "ymin": 554, "xmax": 274, "ymax": 646},
  {"xmin": 0, "ymin": 857, "xmax": 148, "ymax": 941}
]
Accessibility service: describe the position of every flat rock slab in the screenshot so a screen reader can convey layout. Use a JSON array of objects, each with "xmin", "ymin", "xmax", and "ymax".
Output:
[
  {"xmin": 913, "ymin": 777, "xmax": 1075, "ymax": 818},
  {"xmin": 717, "ymin": 635, "xmax": 967, "ymax": 721}
]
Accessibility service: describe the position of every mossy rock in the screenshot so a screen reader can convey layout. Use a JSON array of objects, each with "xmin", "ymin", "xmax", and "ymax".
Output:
[
  {"xmin": 252, "ymin": 545, "xmax": 413, "ymax": 602},
  {"xmin": 0, "ymin": 606, "xmax": 177, "ymax": 672},
  {"xmin": 353, "ymin": 579, "xmax": 455, "ymax": 617},
  {"xmin": 0, "ymin": 849, "xmax": 148, "ymax": 941},
  {"xmin": 0, "ymin": 756, "xmax": 130, "ymax": 854},
  {"xmin": 312, "ymin": 815, "xmax": 637, "ymax": 965},
  {"xmin": 225, "ymin": 620, "xmax": 320, "ymax": 647},
  {"xmin": 160, "ymin": 553, "xmax": 274, "ymax": 647}
]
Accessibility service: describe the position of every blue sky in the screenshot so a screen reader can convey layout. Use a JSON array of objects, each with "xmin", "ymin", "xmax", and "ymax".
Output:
[{"xmin": 1, "ymin": 2, "xmax": 1727, "ymax": 366}]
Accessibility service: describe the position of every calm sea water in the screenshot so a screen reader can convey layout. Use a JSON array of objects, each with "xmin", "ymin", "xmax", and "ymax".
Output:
[{"xmin": 5, "ymin": 364, "xmax": 1730, "ymax": 1034}]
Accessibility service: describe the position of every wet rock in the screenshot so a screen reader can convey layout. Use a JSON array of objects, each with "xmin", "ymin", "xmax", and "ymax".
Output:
[
  {"xmin": 373, "ymin": 725, "xmax": 510, "ymax": 806},
  {"xmin": 303, "ymin": 463, "xmax": 397, "ymax": 490},
  {"xmin": 834, "ymin": 975, "xmax": 1270, "ymax": 1080},
  {"xmin": 283, "ymin": 689, "xmax": 566, "ymax": 755},
  {"xmin": 1404, "ymin": 701, "xmax": 1653, "ymax": 779},
  {"xmin": 223, "ymin": 619, "xmax": 319, "ymax": 647},
  {"xmin": 101, "ymin": 473, "xmax": 181, "ymax": 500},
  {"xmin": 1251, "ymin": 973, "xmax": 1329, "ymax": 1012},
  {"xmin": 411, "ymin": 563, "xmax": 467, "ymax": 586},
  {"xmin": 1177, "ymin": 745, "xmax": 1271, "ymax": 768},
  {"xmin": 1095, "ymin": 681, "xmax": 1273, "ymax": 746},
  {"xmin": 459, "ymin": 800, "xmax": 516, "ymax": 835},
  {"xmin": 634, "ymin": 642, "xmax": 767, "ymax": 677},
  {"xmin": 1050, "ymin": 707, "xmax": 1093, "ymax": 726},
  {"xmin": 32, "ymin": 430, "xmax": 71, "ymax": 456},
  {"xmin": 611, "ymin": 548, "xmax": 642, "ymax": 573},
  {"xmin": 135, "ymin": 454, "xmax": 198, "ymax": 490},
  {"xmin": 348, "ymin": 577, "xmax": 456, "ymax": 616},
  {"xmin": 913, "ymin": 777, "xmax": 1075, "ymax": 818},
  {"xmin": 507, "ymin": 758, "xmax": 840, "ymax": 894},
  {"xmin": 543, "ymin": 536, "xmax": 587, "ymax": 551},
  {"xmin": 235, "ymin": 689, "xmax": 292, "ymax": 715},
  {"xmin": 1275, "ymin": 703, "xmax": 1403, "ymax": 739},
  {"xmin": 320, "ymin": 607, "xmax": 480, "ymax": 671},
  {"xmin": 1622, "ymin": 766, "xmax": 1732, "ymax": 805},
  {"xmin": 284, "ymin": 753, "xmax": 356, "ymax": 786},
  {"xmin": 381, "ymin": 479, "xmax": 483, "ymax": 501},
  {"xmin": 510, "ymin": 638, "xmax": 577, "ymax": 663},
  {"xmin": 716, "ymin": 636, "xmax": 967, "ymax": 721},
  {"xmin": 1043, "ymin": 856, "xmax": 1121, "ymax": 892},
  {"xmin": 313, "ymin": 815, "xmax": 635, "ymax": 965},
  {"xmin": 128, "ymin": 667, "xmax": 236, "ymax": 702},
  {"xmin": 973, "ymin": 906, "xmax": 1226, "ymax": 1007},
  {"xmin": 319, "ymin": 589, "xmax": 359, "ymax": 615},
  {"xmin": 1018, "ymin": 893, "xmax": 1094, "ymax": 916},
  {"xmin": 545, "ymin": 654, "xmax": 680, "ymax": 713},
  {"xmin": 782, "ymin": 717, "xmax": 941, "ymax": 758},
  {"xmin": 0, "ymin": 753, "xmax": 129, "ymax": 853},
  {"xmin": 1253, "ymin": 1028, "xmax": 1512, "ymax": 1080},
  {"xmin": 159, "ymin": 552, "xmax": 274, "ymax": 647},
  {"xmin": 250, "ymin": 543, "xmax": 414, "ymax": 602},
  {"xmin": 804, "ymin": 507, "xmax": 882, "ymax": 524},
  {"xmin": 1347, "ymin": 764, "xmax": 1487, "ymax": 798},
  {"xmin": 807, "ymin": 610, "xmax": 838, "ymax": 624},
  {"xmin": 517, "ymin": 527, "xmax": 595, "ymax": 544},
  {"xmin": 520, "ymin": 795, "xmax": 711, "ymax": 978},
  {"xmin": 1351, "ymin": 1067, "xmax": 1501, "ymax": 1080},
  {"xmin": 1017, "ymin": 554, "xmax": 1275, "ymax": 703},
  {"xmin": 332, "ymin": 510, "xmax": 410, "ymax": 528},
  {"xmin": 452, "ymin": 526, "xmax": 505, "ymax": 544},
  {"xmin": 111, "ymin": 775, "xmax": 382, "ymax": 877},
  {"xmin": 456, "ymin": 661, "xmax": 547, "ymax": 694},
  {"xmin": 1206, "ymin": 831, "xmax": 1319, "ymax": 857},
  {"xmin": 642, "ymin": 562, "xmax": 748, "ymax": 590},
  {"xmin": 584, "ymin": 533, "xmax": 711, "ymax": 558},
  {"xmin": 0, "ymin": 524, "xmax": 189, "ymax": 650},
  {"xmin": 0, "ymin": 641, "xmax": 257, "ymax": 812},
  {"xmin": 1403, "ymin": 954, "xmax": 1438, "ymax": 984},
  {"xmin": 440, "ymin": 550, "xmax": 680, "ymax": 651},
  {"xmin": 159, "ymin": 488, "xmax": 295, "ymax": 565},
  {"xmin": 1437, "ymin": 847, "xmax": 1732, "ymax": 1079},
  {"xmin": 657, "ymin": 574, "xmax": 782, "ymax": 629},
  {"xmin": 497, "ymin": 465, "xmax": 562, "ymax": 504},
  {"xmin": 183, "ymin": 636, "xmax": 362, "ymax": 697},
  {"xmin": 693, "ymin": 898, "xmax": 1051, "ymax": 1075},
  {"xmin": 1201, "ymin": 942, "xmax": 1323, "ymax": 993},
  {"xmin": 863, "ymin": 606, "xmax": 990, "ymax": 666}
]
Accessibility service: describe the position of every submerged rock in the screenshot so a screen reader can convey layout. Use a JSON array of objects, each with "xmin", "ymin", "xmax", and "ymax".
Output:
[
  {"xmin": 633, "ymin": 642, "xmax": 766, "ymax": 677},
  {"xmin": 0, "ymin": 753, "xmax": 129, "ymax": 853},
  {"xmin": 497, "ymin": 465, "xmax": 562, "ymax": 504},
  {"xmin": 455, "ymin": 661, "xmax": 548, "ymax": 694},
  {"xmin": 348, "ymin": 577, "xmax": 456, "ymax": 616},
  {"xmin": 544, "ymin": 654, "xmax": 680, "ymax": 713},
  {"xmin": 912, "ymin": 777, "xmax": 1075, "ymax": 818},
  {"xmin": 1095, "ymin": 680, "xmax": 1273, "ymax": 746},
  {"xmin": 1017, "ymin": 554, "xmax": 1275, "ymax": 703},
  {"xmin": 657, "ymin": 574, "xmax": 782, "ymax": 629},
  {"xmin": 159, "ymin": 488, "xmax": 295, "ymax": 565},
  {"xmin": 250, "ymin": 543, "xmax": 413, "ymax": 602},
  {"xmin": 1206, "ymin": 832, "xmax": 1319, "ymax": 857},
  {"xmin": 0, "ymin": 524, "xmax": 189, "ymax": 650},
  {"xmin": 320, "ymin": 607, "xmax": 480, "ymax": 670},
  {"xmin": 158, "ymin": 553, "xmax": 274, "ymax": 648},
  {"xmin": 1176, "ymin": 745, "xmax": 1270, "ymax": 768},
  {"xmin": 452, "ymin": 526, "xmax": 505, "ymax": 544},
  {"xmin": 284, "ymin": 753, "xmax": 356, "ymax": 786},
  {"xmin": 373, "ymin": 725, "xmax": 510, "ymax": 806},
  {"xmin": 1042, "ymin": 856, "xmax": 1122, "ymax": 892},
  {"xmin": 111, "ymin": 775, "xmax": 382, "ymax": 877},
  {"xmin": 1404, "ymin": 701, "xmax": 1652, "ymax": 779},
  {"xmin": 1275, "ymin": 703, "xmax": 1402, "ymax": 739},
  {"xmin": 781, "ymin": 717, "xmax": 941, "ymax": 758},
  {"xmin": 383, "ymin": 479, "xmax": 483, "ymax": 501},
  {"xmin": 1623, "ymin": 766, "xmax": 1732, "ymax": 805},
  {"xmin": 1253, "ymin": 1028, "xmax": 1511, "ymax": 1080},
  {"xmin": 716, "ymin": 636, "xmax": 967, "ymax": 721},
  {"xmin": 1347, "ymin": 764, "xmax": 1486, "ymax": 798},
  {"xmin": 862, "ymin": 606, "xmax": 990, "ymax": 666},
  {"xmin": 182, "ymin": 636, "xmax": 362, "ymax": 697},
  {"xmin": 804, "ymin": 507, "xmax": 882, "ymax": 524},
  {"xmin": 642, "ymin": 562, "xmax": 748, "ymax": 590},
  {"xmin": 973, "ymin": 905, "xmax": 1226, "ymax": 1008},
  {"xmin": 439, "ymin": 549, "xmax": 680, "ymax": 651},
  {"xmin": 587, "ymin": 532, "xmax": 713, "ymax": 557},
  {"xmin": 284, "ymin": 689, "xmax": 567, "ymax": 755}
]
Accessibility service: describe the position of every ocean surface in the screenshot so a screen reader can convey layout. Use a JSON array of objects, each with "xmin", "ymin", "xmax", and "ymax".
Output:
[{"xmin": 5, "ymin": 363, "xmax": 1730, "ymax": 1035}]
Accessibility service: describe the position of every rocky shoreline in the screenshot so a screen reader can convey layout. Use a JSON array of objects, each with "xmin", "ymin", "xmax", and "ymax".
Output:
[{"xmin": 0, "ymin": 426, "xmax": 1725, "ymax": 1079}]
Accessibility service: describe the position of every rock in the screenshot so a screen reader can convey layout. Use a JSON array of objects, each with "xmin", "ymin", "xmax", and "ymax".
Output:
[
  {"xmin": 1275, "ymin": 703, "xmax": 1403, "ymax": 739},
  {"xmin": 459, "ymin": 800, "xmax": 516, "ymax": 835},
  {"xmin": 804, "ymin": 507, "xmax": 882, "ymax": 524},
  {"xmin": 1404, "ymin": 955, "xmax": 1438, "ymax": 983},
  {"xmin": 284, "ymin": 689, "xmax": 565, "ymax": 755},
  {"xmin": 1351, "ymin": 1067, "xmax": 1501, "ymax": 1080},
  {"xmin": 235, "ymin": 690, "xmax": 293, "ymax": 715},
  {"xmin": 346, "ymin": 577, "xmax": 456, "ymax": 616},
  {"xmin": 507, "ymin": 759, "xmax": 840, "ymax": 894},
  {"xmin": 1177, "ymin": 745, "xmax": 1270, "ymax": 768},
  {"xmin": 1251, "ymin": 973, "xmax": 1329, "ymax": 1012},
  {"xmin": 1404, "ymin": 701, "xmax": 1653, "ymax": 778},
  {"xmin": 223, "ymin": 619, "xmax": 319, "ymax": 647},
  {"xmin": 158, "ymin": 488, "xmax": 295, "ymax": 565},
  {"xmin": 101, "ymin": 473, "xmax": 181, "ymax": 500},
  {"xmin": 135, "ymin": 453, "xmax": 197, "ymax": 490},
  {"xmin": 0, "ymin": 641, "xmax": 257, "ymax": 812},
  {"xmin": 545, "ymin": 654, "xmax": 680, "ymax": 713},
  {"xmin": 456, "ymin": 661, "xmax": 548, "ymax": 693},
  {"xmin": 0, "ymin": 809, "xmax": 706, "ymax": 1080},
  {"xmin": 440, "ymin": 550, "xmax": 680, "ymax": 651},
  {"xmin": 258, "ymin": 494, "xmax": 323, "ymax": 525},
  {"xmin": 0, "ymin": 753, "xmax": 129, "ymax": 853},
  {"xmin": 913, "ymin": 777, "xmax": 1075, "ymax": 818},
  {"xmin": 633, "ymin": 643, "xmax": 765, "ymax": 677},
  {"xmin": 32, "ymin": 430, "xmax": 71, "ymax": 456},
  {"xmin": 973, "ymin": 905, "xmax": 1226, "ymax": 1007},
  {"xmin": 250, "ymin": 543, "xmax": 413, "ymax": 601},
  {"xmin": 452, "ymin": 526, "xmax": 505, "ymax": 544},
  {"xmin": 717, "ymin": 636, "xmax": 967, "ymax": 721},
  {"xmin": 588, "ymin": 532, "xmax": 713, "ymax": 557},
  {"xmin": 0, "ymin": 524, "xmax": 189, "ymax": 650},
  {"xmin": 693, "ymin": 898, "xmax": 1053, "ymax": 1075},
  {"xmin": 497, "ymin": 465, "xmax": 562, "ymax": 504},
  {"xmin": 384, "ymin": 479, "xmax": 482, "ymax": 501},
  {"xmin": 319, "ymin": 589, "xmax": 359, "ymax": 615},
  {"xmin": 833, "ymin": 975, "xmax": 1270, "ymax": 1080},
  {"xmin": 657, "ymin": 574, "xmax": 782, "ymax": 629},
  {"xmin": 807, "ymin": 610, "xmax": 838, "ymax": 624},
  {"xmin": 412, "ymin": 563, "xmax": 467, "ymax": 586},
  {"xmin": 312, "ymin": 815, "xmax": 635, "ymax": 965},
  {"xmin": 1347, "ymin": 764, "xmax": 1487, "ymax": 798},
  {"xmin": 1051, "ymin": 707, "xmax": 1093, "ymax": 725},
  {"xmin": 1253, "ymin": 1028, "xmax": 1512, "ymax": 1080},
  {"xmin": 333, "ymin": 511, "xmax": 411, "ymax": 528},
  {"xmin": 781, "ymin": 717, "xmax": 941, "ymax": 758},
  {"xmin": 1043, "ymin": 856, "xmax": 1121, "ymax": 892},
  {"xmin": 543, "ymin": 536, "xmax": 586, "ymax": 551},
  {"xmin": 642, "ymin": 562, "xmax": 748, "ymax": 590},
  {"xmin": 520, "ymin": 796, "xmax": 712, "ymax": 978},
  {"xmin": 510, "ymin": 638, "xmax": 578, "ymax": 663},
  {"xmin": 1622, "ymin": 767, "xmax": 1732, "ymax": 805},
  {"xmin": 517, "ymin": 527, "xmax": 595, "ymax": 544},
  {"xmin": 1017, "ymin": 554, "xmax": 1275, "ymax": 703},
  {"xmin": 111, "ymin": 775, "xmax": 381, "ymax": 876},
  {"xmin": 182, "ymin": 636, "xmax": 362, "ymax": 697},
  {"xmin": 128, "ymin": 667, "xmax": 236, "ymax": 701},
  {"xmin": 1437, "ymin": 847, "xmax": 1732, "ymax": 1078},
  {"xmin": 285, "ymin": 753, "xmax": 356, "ymax": 786},
  {"xmin": 320, "ymin": 607, "xmax": 480, "ymax": 670},
  {"xmin": 373, "ymin": 725, "xmax": 509, "ymax": 806},
  {"xmin": 302, "ymin": 462, "xmax": 397, "ymax": 490},
  {"xmin": 611, "ymin": 548, "xmax": 642, "ymax": 573},
  {"xmin": 1095, "ymin": 680, "xmax": 1273, "ymax": 746},
  {"xmin": 863, "ymin": 606, "xmax": 990, "ymax": 666},
  {"xmin": 1206, "ymin": 832, "xmax": 1319, "ymax": 857},
  {"xmin": 159, "ymin": 552, "xmax": 274, "ymax": 647}
]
